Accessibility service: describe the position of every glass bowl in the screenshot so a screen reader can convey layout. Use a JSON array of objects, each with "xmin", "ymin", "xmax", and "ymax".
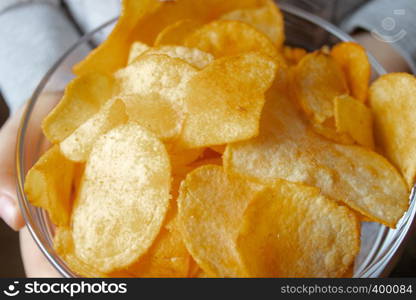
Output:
[{"xmin": 16, "ymin": 4, "xmax": 416, "ymax": 278}]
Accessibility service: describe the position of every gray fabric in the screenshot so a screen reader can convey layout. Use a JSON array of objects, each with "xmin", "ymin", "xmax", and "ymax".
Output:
[
  {"xmin": 0, "ymin": 0, "xmax": 59, "ymax": 14},
  {"xmin": 341, "ymin": 0, "xmax": 416, "ymax": 73},
  {"xmin": 0, "ymin": 2, "xmax": 90, "ymax": 112}
]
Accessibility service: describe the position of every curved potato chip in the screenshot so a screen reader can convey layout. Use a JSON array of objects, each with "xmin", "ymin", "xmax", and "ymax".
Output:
[
  {"xmin": 178, "ymin": 165, "xmax": 265, "ymax": 277},
  {"xmin": 72, "ymin": 123, "xmax": 171, "ymax": 273},
  {"xmin": 127, "ymin": 216, "xmax": 190, "ymax": 278},
  {"xmin": 54, "ymin": 227, "xmax": 131, "ymax": 278},
  {"xmin": 369, "ymin": 73, "xmax": 416, "ymax": 188},
  {"xmin": 334, "ymin": 95, "xmax": 374, "ymax": 148},
  {"xmin": 220, "ymin": 0, "xmax": 284, "ymax": 47},
  {"xmin": 115, "ymin": 54, "xmax": 198, "ymax": 105},
  {"xmin": 331, "ymin": 42, "xmax": 370, "ymax": 102},
  {"xmin": 142, "ymin": 46, "xmax": 214, "ymax": 69},
  {"xmin": 42, "ymin": 73, "xmax": 115, "ymax": 143},
  {"xmin": 210, "ymin": 145, "xmax": 226, "ymax": 154},
  {"xmin": 292, "ymin": 51, "xmax": 349, "ymax": 123},
  {"xmin": 127, "ymin": 41, "xmax": 150, "ymax": 64},
  {"xmin": 120, "ymin": 93, "xmax": 184, "ymax": 142},
  {"xmin": 184, "ymin": 20, "xmax": 279, "ymax": 59},
  {"xmin": 60, "ymin": 99, "xmax": 128, "ymax": 162},
  {"xmin": 170, "ymin": 147, "xmax": 204, "ymax": 171},
  {"xmin": 154, "ymin": 19, "xmax": 203, "ymax": 46},
  {"xmin": 311, "ymin": 121, "xmax": 355, "ymax": 145},
  {"xmin": 283, "ymin": 46, "xmax": 307, "ymax": 65},
  {"xmin": 74, "ymin": 0, "xmax": 161, "ymax": 75},
  {"xmin": 178, "ymin": 53, "xmax": 277, "ymax": 148},
  {"xmin": 25, "ymin": 146, "xmax": 74, "ymax": 226},
  {"xmin": 224, "ymin": 85, "xmax": 408, "ymax": 227},
  {"xmin": 75, "ymin": 0, "xmax": 270, "ymax": 75},
  {"xmin": 237, "ymin": 180, "xmax": 360, "ymax": 277}
]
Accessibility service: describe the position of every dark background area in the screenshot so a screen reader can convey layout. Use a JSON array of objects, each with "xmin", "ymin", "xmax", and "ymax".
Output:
[{"xmin": 0, "ymin": 91, "xmax": 414, "ymax": 277}]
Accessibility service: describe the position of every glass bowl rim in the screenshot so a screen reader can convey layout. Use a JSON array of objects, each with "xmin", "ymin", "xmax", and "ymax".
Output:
[{"xmin": 15, "ymin": 3, "xmax": 416, "ymax": 278}]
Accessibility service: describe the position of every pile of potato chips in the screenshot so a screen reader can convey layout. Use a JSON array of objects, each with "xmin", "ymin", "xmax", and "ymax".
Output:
[{"xmin": 24, "ymin": 0, "xmax": 413, "ymax": 278}]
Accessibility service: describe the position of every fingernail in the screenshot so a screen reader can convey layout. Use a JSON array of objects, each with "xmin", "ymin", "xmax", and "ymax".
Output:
[{"xmin": 0, "ymin": 195, "xmax": 20, "ymax": 231}]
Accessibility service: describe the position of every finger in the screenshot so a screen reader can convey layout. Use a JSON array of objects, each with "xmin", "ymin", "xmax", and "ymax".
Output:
[
  {"xmin": 0, "ymin": 107, "xmax": 26, "ymax": 231},
  {"xmin": 20, "ymin": 227, "xmax": 61, "ymax": 277}
]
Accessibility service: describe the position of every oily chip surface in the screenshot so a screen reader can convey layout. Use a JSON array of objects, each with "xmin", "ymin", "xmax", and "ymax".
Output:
[
  {"xmin": 370, "ymin": 73, "xmax": 416, "ymax": 188},
  {"xmin": 72, "ymin": 123, "xmax": 171, "ymax": 273},
  {"xmin": 237, "ymin": 180, "xmax": 360, "ymax": 277}
]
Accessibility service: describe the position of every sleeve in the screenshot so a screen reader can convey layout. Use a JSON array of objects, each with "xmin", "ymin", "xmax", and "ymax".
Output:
[
  {"xmin": 0, "ymin": 1, "xmax": 90, "ymax": 112},
  {"xmin": 341, "ymin": 0, "xmax": 416, "ymax": 73}
]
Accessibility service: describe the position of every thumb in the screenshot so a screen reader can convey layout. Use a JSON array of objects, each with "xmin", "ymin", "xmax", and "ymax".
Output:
[{"xmin": 0, "ymin": 107, "xmax": 25, "ymax": 231}]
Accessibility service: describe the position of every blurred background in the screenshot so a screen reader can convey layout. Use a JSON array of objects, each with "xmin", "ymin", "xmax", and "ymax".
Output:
[{"xmin": 0, "ymin": 0, "xmax": 415, "ymax": 277}]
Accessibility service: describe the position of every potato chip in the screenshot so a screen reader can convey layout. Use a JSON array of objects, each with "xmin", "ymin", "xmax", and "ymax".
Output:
[
  {"xmin": 115, "ymin": 54, "xmax": 197, "ymax": 105},
  {"xmin": 169, "ymin": 147, "xmax": 204, "ymax": 171},
  {"xmin": 177, "ymin": 53, "xmax": 277, "ymax": 148},
  {"xmin": 334, "ymin": 95, "xmax": 374, "ymax": 148},
  {"xmin": 283, "ymin": 46, "xmax": 307, "ymax": 66},
  {"xmin": 178, "ymin": 165, "xmax": 265, "ymax": 277},
  {"xmin": 127, "ymin": 41, "xmax": 150, "ymax": 64},
  {"xmin": 74, "ymin": 0, "xmax": 161, "ymax": 75},
  {"xmin": 142, "ymin": 45, "xmax": 214, "ymax": 69},
  {"xmin": 237, "ymin": 180, "xmax": 360, "ymax": 277},
  {"xmin": 54, "ymin": 227, "xmax": 131, "ymax": 278},
  {"xmin": 292, "ymin": 51, "xmax": 349, "ymax": 123},
  {"xmin": 331, "ymin": 42, "xmax": 370, "ymax": 102},
  {"xmin": 72, "ymin": 123, "xmax": 171, "ymax": 272},
  {"xmin": 60, "ymin": 99, "xmax": 128, "ymax": 162},
  {"xmin": 129, "ymin": 0, "xmax": 272, "ymax": 46},
  {"xmin": 25, "ymin": 146, "xmax": 74, "ymax": 226},
  {"xmin": 224, "ymin": 85, "xmax": 408, "ymax": 227},
  {"xmin": 311, "ymin": 121, "xmax": 355, "ymax": 145},
  {"xmin": 120, "ymin": 93, "xmax": 184, "ymax": 142},
  {"xmin": 42, "ymin": 73, "xmax": 115, "ymax": 143},
  {"xmin": 154, "ymin": 19, "xmax": 203, "ymax": 47},
  {"xmin": 210, "ymin": 145, "xmax": 226, "ymax": 154},
  {"xmin": 75, "ymin": 0, "xmax": 270, "ymax": 75},
  {"xmin": 369, "ymin": 73, "xmax": 416, "ymax": 188},
  {"xmin": 220, "ymin": 0, "xmax": 284, "ymax": 47},
  {"xmin": 127, "ymin": 216, "xmax": 190, "ymax": 278},
  {"xmin": 184, "ymin": 20, "xmax": 279, "ymax": 59}
]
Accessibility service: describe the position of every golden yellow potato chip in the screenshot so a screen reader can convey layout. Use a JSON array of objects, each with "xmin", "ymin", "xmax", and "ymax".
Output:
[
  {"xmin": 292, "ymin": 51, "xmax": 349, "ymax": 123},
  {"xmin": 178, "ymin": 165, "xmax": 265, "ymax": 277},
  {"xmin": 60, "ymin": 99, "xmax": 128, "ymax": 162},
  {"xmin": 25, "ymin": 146, "xmax": 74, "ymax": 226},
  {"xmin": 283, "ymin": 46, "xmax": 307, "ymax": 65},
  {"xmin": 121, "ymin": 93, "xmax": 184, "ymax": 142},
  {"xmin": 177, "ymin": 53, "xmax": 277, "ymax": 148},
  {"xmin": 54, "ymin": 227, "xmax": 131, "ymax": 278},
  {"xmin": 331, "ymin": 42, "xmax": 370, "ymax": 102},
  {"xmin": 224, "ymin": 85, "xmax": 408, "ymax": 227},
  {"xmin": 210, "ymin": 145, "xmax": 226, "ymax": 154},
  {"xmin": 72, "ymin": 123, "xmax": 171, "ymax": 273},
  {"xmin": 142, "ymin": 45, "xmax": 214, "ymax": 69},
  {"xmin": 75, "ymin": 0, "xmax": 270, "ymax": 75},
  {"xmin": 369, "ymin": 73, "xmax": 416, "ymax": 188},
  {"xmin": 334, "ymin": 95, "xmax": 374, "ymax": 148},
  {"xmin": 169, "ymin": 147, "xmax": 204, "ymax": 171},
  {"xmin": 42, "ymin": 73, "xmax": 115, "ymax": 143},
  {"xmin": 127, "ymin": 216, "xmax": 190, "ymax": 278},
  {"xmin": 219, "ymin": 0, "xmax": 284, "ymax": 47},
  {"xmin": 154, "ymin": 19, "xmax": 203, "ymax": 47},
  {"xmin": 115, "ymin": 54, "xmax": 197, "ymax": 106},
  {"xmin": 127, "ymin": 41, "xmax": 150, "ymax": 64},
  {"xmin": 74, "ymin": 0, "xmax": 161, "ymax": 75},
  {"xmin": 311, "ymin": 120, "xmax": 355, "ymax": 145},
  {"xmin": 237, "ymin": 180, "xmax": 360, "ymax": 277},
  {"xmin": 184, "ymin": 20, "xmax": 279, "ymax": 59}
]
